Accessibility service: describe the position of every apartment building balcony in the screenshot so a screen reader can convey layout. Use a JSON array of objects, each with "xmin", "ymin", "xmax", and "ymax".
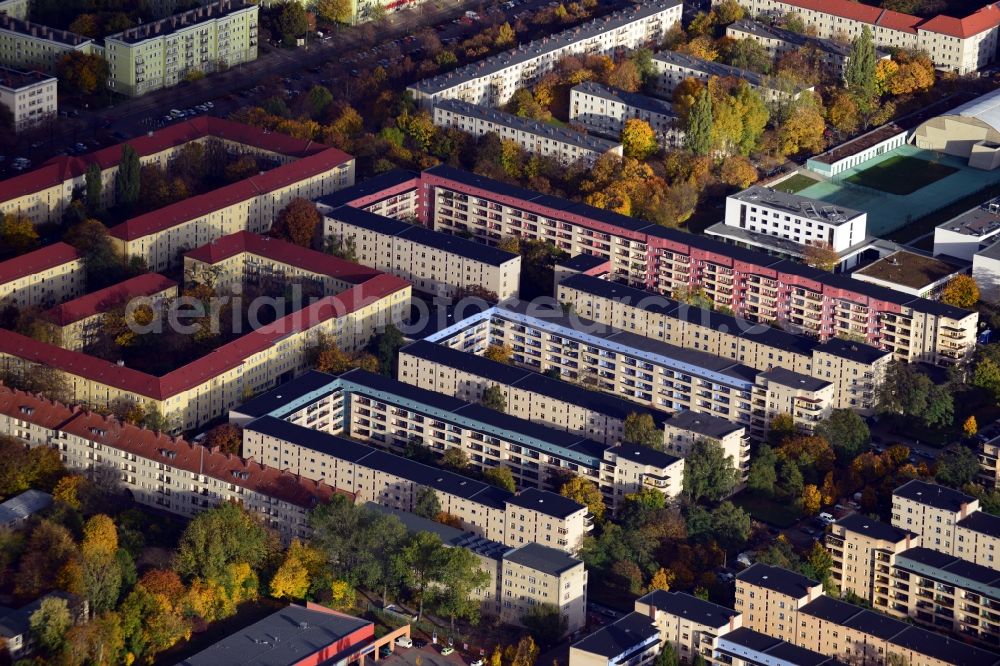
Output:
[{"xmin": 642, "ymin": 473, "xmax": 672, "ymax": 489}]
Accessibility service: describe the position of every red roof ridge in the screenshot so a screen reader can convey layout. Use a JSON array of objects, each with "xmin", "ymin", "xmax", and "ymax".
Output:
[
  {"xmin": 0, "ymin": 243, "xmax": 81, "ymax": 285},
  {"xmin": 769, "ymin": 0, "xmax": 1000, "ymax": 36},
  {"xmin": 44, "ymin": 273, "xmax": 177, "ymax": 326}
]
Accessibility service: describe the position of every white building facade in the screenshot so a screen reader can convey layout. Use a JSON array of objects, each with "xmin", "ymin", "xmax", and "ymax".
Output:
[{"xmin": 0, "ymin": 68, "xmax": 55, "ymax": 131}]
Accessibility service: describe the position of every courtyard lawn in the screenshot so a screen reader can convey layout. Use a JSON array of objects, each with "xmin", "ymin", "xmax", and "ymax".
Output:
[
  {"xmin": 732, "ymin": 492, "xmax": 801, "ymax": 528},
  {"xmin": 774, "ymin": 173, "xmax": 819, "ymax": 194},
  {"xmin": 845, "ymin": 155, "xmax": 957, "ymax": 195}
]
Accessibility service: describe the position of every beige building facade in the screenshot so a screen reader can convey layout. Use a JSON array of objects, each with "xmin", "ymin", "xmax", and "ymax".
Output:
[
  {"xmin": 0, "ymin": 242, "xmax": 84, "ymax": 309},
  {"xmin": 320, "ymin": 205, "xmax": 521, "ymax": 301},
  {"xmin": 0, "ymin": 14, "xmax": 95, "ymax": 74},
  {"xmin": 0, "ymin": 67, "xmax": 56, "ymax": 131}
]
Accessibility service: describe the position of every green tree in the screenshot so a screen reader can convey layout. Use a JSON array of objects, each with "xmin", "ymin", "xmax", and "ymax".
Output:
[
  {"xmin": 434, "ymin": 546, "xmax": 490, "ymax": 629},
  {"xmin": 30, "ymin": 596, "xmax": 72, "ymax": 655},
  {"xmin": 685, "ymin": 87, "xmax": 713, "ymax": 156},
  {"xmin": 747, "ymin": 444, "xmax": 778, "ymax": 496},
  {"xmin": 816, "ymin": 409, "xmax": 870, "ymax": 461},
  {"xmin": 709, "ymin": 501, "xmax": 752, "ymax": 549},
  {"xmin": 780, "ymin": 459, "xmax": 804, "ymax": 499},
  {"xmin": 845, "ymin": 26, "xmax": 877, "ymax": 104},
  {"xmin": 622, "ymin": 412, "xmax": 662, "ymax": 449},
  {"xmin": 656, "ymin": 643, "xmax": 679, "ymax": 666},
  {"xmin": 315, "ymin": 0, "xmax": 353, "ymax": 23},
  {"xmin": 275, "ymin": 1, "xmax": 308, "ymax": 46},
  {"xmin": 115, "ymin": 145, "xmax": 141, "ymax": 209},
  {"xmin": 375, "ymin": 324, "xmax": 405, "ymax": 377},
  {"xmin": 683, "ymin": 440, "xmax": 738, "ymax": 502},
  {"xmin": 484, "ymin": 466, "xmax": 516, "ymax": 492},
  {"xmin": 85, "ymin": 162, "xmax": 103, "ymax": 212},
  {"xmin": 441, "ymin": 448, "xmax": 469, "ymax": 469},
  {"xmin": 621, "ymin": 118, "xmax": 658, "ymax": 160},
  {"xmin": 521, "ymin": 603, "xmax": 567, "ymax": 644},
  {"xmin": 414, "ymin": 487, "xmax": 441, "ymax": 519},
  {"xmin": 174, "ymin": 502, "xmax": 274, "ymax": 582},
  {"xmin": 974, "ymin": 356, "xmax": 1000, "ymax": 401},
  {"xmin": 936, "ymin": 445, "xmax": 981, "ymax": 488},
  {"xmin": 876, "ymin": 361, "xmax": 951, "ymax": 427},
  {"xmin": 481, "ymin": 385, "xmax": 507, "ymax": 412},
  {"xmin": 399, "ymin": 531, "xmax": 447, "ymax": 618},
  {"xmin": 804, "ymin": 541, "xmax": 837, "ymax": 595}
]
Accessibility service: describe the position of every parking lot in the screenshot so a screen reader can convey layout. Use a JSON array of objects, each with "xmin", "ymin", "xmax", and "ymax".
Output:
[{"xmin": 383, "ymin": 644, "xmax": 473, "ymax": 666}]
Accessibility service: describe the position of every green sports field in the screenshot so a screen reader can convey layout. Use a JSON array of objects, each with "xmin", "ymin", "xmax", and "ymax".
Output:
[{"xmin": 844, "ymin": 155, "xmax": 958, "ymax": 195}]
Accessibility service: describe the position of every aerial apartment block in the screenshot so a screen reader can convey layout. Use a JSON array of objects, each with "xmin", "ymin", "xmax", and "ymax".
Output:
[
  {"xmin": 0, "ymin": 386, "xmax": 345, "ymax": 544},
  {"xmin": 234, "ymin": 369, "xmax": 685, "ymax": 511},
  {"xmin": 407, "ymin": 0, "xmax": 682, "ymax": 110},
  {"xmin": 569, "ymin": 81, "xmax": 683, "ymax": 147},
  {"xmin": 725, "ymin": 19, "xmax": 889, "ymax": 83},
  {"xmin": 231, "ymin": 383, "xmax": 594, "ymax": 552},
  {"xmin": 0, "ymin": 116, "xmax": 354, "ymax": 228},
  {"xmin": 734, "ymin": 562, "xmax": 1000, "ymax": 665},
  {"xmin": 320, "ymin": 204, "xmax": 521, "ymax": 301},
  {"xmin": 556, "ymin": 274, "xmax": 890, "ymax": 412},
  {"xmin": 649, "ymin": 51, "xmax": 810, "ymax": 103},
  {"xmin": 311, "ymin": 166, "xmax": 978, "ymax": 366},
  {"xmin": 827, "ymin": 513, "xmax": 1000, "ymax": 649},
  {"xmin": 397, "ymin": 339, "xmax": 749, "ymax": 479},
  {"xmin": 432, "ymin": 99, "xmax": 623, "ymax": 166},
  {"xmin": 720, "ymin": 0, "xmax": 1000, "ymax": 74},
  {"xmin": 0, "ymin": 247, "xmax": 410, "ymax": 431},
  {"xmin": 422, "ymin": 302, "xmax": 835, "ymax": 440},
  {"xmin": 890, "ymin": 480, "xmax": 1000, "ymax": 568},
  {"xmin": 0, "ymin": 67, "xmax": 56, "ymax": 131},
  {"xmin": 0, "ymin": 14, "xmax": 95, "ymax": 74},
  {"xmin": 708, "ymin": 185, "xmax": 870, "ymax": 269},
  {"xmin": 372, "ymin": 505, "xmax": 587, "ymax": 634},
  {"xmin": 104, "ymin": 0, "xmax": 258, "ymax": 97},
  {"xmin": 43, "ymin": 273, "xmax": 178, "ymax": 351},
  {"xmin": 0, "ymin": 242, "xmax": 84, "ymax": 309}
]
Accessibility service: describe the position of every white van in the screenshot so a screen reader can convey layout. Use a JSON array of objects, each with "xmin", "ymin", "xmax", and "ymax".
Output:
[
  {"xmin": 395, "ymin": 637, "xmax": 413, "ymax": 648},
  {"xmin": 818, "ymin": 512, "xmax": 835, "ymax": 524}
]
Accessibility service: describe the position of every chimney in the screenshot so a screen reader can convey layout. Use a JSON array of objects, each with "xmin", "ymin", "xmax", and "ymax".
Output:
[{"xmin": 960, "ymin": 501, "xmax": 969, "ymax": 518}]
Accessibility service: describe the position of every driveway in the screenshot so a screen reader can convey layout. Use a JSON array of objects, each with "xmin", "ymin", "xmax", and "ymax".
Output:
[{"xmin": 383, "ymin": 646, "xmax": 471, "ymax": 666}]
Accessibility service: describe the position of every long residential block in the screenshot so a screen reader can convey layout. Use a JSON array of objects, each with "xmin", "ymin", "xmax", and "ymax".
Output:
[
  {"xmin": 557, "ymin": 273, "xmax": 890, "ymax": 412},
  {"xmin": 719, "ymin": 0, "xmax": 1000, "ymax": 74},
  {"xmin": 0, "ymin": 242, "xmax": 85, "ymax": 309},
  {"xmin": 407, "ymin": 0, "xmax": 682, "ymax": 110},
  {"xmin": 0, "ymin": 116, "xmax": 354, "ymax": 237},
  {"xmin": 650, "ymin": 51, "xmax": 809, "ymax": 103},
  {"xmin": 826, "ymin": 513, "xmax": 1000, "ymax": 648},
  {"xmin": 422, "ymin": 302, "xmax": 836, "ymax": 439},
  {"xmin": 0, "ymin": 14, "xmax": 95, "ymax": 73},
  {"xmin": 0, "ymin": 386, "xmax": 346, "ymax": 544},
  {"xmin": 569, "ymin": 81, "xmax": 682, "ymax": 147},
  {"xmin": 397, "ymin": 339, "xmax": 751, "ymax": 487},
  {"xmin": 104, "ymin": 0, "xmax": 258, "ymax": 97},
  {"xmin": 433, "ymin": 99, "xmax": 623, "ymax": 166},
  {"xmin": 319, "ymin": 204, "xmax": 521, "ymax": 301},
  {"xmin": 735, "ymin": 562, "xmax": 1000, "ymax": 665},
  {"xmin": 232, "ymin": 385, "xmax": 592, "ymax": 552},
  {"xmin": 0, "ymin": 248, "xmax": 410, "ymax": 431},
  {"xmin": 233, "ymin": 369, "xmax": 684, "ymax": 511},
  {"xmin": 311, "ymin": 166, "xmax": 978, "ymax": 365}
]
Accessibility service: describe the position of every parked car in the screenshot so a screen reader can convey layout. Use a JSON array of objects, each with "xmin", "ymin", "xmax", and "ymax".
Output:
[
  {"xmin": 818, "ymin": 512, "xmax": 835, "ymax": 525},
  {"xmin": 441, "ymin": 647, "xmax": 455, "ymax": 656},
  {"xmin": 395, "ymin": 637, "xmax": 413, "ymax": 648}
]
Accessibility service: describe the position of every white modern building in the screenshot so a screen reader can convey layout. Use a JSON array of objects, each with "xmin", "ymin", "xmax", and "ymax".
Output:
[
  {"xmin": 569, "ymin": 81, "xmax": 682, "ymax": 147},
  {"xmin": 407, "ymin": 0, "xmax": 682, "ymax": 110},
  {"xmin": 806, "ymin": 122, "xmax": 909, "ymax": 177},
  {"xmin": 433, "ymin": 99, "xmax": 623, "ymax": 166},
  {"xmin": 707, "ymin": 185, "xmax": 868, "ymax": 267},
  {"xmin": 650, "ymin": 51, "xmax": 809, "ymax": 103},
  {"xmin": 974, "ymin": 241, "xmax": 1000, "ymax": 304},
  {"xmin": 0, "ymin": 68, "xmax": 55, "ymax": 132},
  {"xmin": 719, "ymin": 0, "xmax": 1000, "ymax": 74},
  {"xmin": 913, "ymin": 89, "xmax": 1000, "ymax": 170},
  {"xmin": 725, "ymin": 19, "xmax": 888, "ymax": 83},
  {"xmin": 933, "ymin": 197, "xmax": 1000, "ymax": 261}
]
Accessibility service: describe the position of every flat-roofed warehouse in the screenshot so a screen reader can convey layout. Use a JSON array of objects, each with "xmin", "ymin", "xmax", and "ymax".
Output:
[{"xmin": 913, "ymin": 88, "xmax": 1000, "ymax": 170}]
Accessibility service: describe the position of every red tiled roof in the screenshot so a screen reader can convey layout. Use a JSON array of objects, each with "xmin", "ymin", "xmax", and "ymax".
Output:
[
  {"xmin": 774, "ymin": 0, "xmax": 1000, "ymax": 36},
  {"xmin": 0, "ymin": 273, "xmax": 410, "ymax": 400},
  {"xmin": 0, "ymin": 385, "xmax": 78, "ymax": 429},
  {"xmin": 0, "ymin": 242, "xmax": 80, "ymax": 285},
  {"xmin": 44, "ymin": 273, "xmax": 177, "ymax": 326},
  {"xmin": 919, "ymin": 4, "xmax": 1000, "ymax": 38},
  {"xmin": 185, "ymin": 232, "xmax": 381, "ymax": 284},
  {"xmin": 108, "ymin": 147, "xmax": 354, "ymax": 242},
  {"xmin": 43, "ymin": 405, "xmax": 349, "ymax": 509},
  {"xmin": 0, "ymin": 116, "xmax": 337, "ymax": 206}
]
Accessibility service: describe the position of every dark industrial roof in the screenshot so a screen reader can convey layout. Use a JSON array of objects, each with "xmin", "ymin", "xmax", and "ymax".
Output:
[
  {"xmin": 834, "ymin": 514, "xmax": 915, "ymax": 543},
  {"xmin": 718, "ymin": 628, "xmax": 844, "ymax": 666},
  {"xmin": 231, "ymin": 371, "xmax": 339, "ymax": 419},
  {"xmin": 178, "ymin": 604, "xmax": 373, "ymax": 666},
  {"xmin": 316, "ymin": 169, "xmax": 419, "ymax": 208},
  {"xmin": 958, "ymin": 509, "xmax": 1000, "ymax": 537},
  {"xmin": 507, "ymin": 487, "xmax": 584, "ymax": 518},
  {"xmin": 759, "ymin": 367, "xmax": 831, "ymax": 393},
  {"xmin": 737, "ymin": 563, "xmax": 819, "ymax": 598},
  {"xmin": 571, "ymin": 612, "xmax": 659, "ymax": 658},
  {"xmin": 504, "ymin": 542, "xmax": 582, "ymax": 576}
]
